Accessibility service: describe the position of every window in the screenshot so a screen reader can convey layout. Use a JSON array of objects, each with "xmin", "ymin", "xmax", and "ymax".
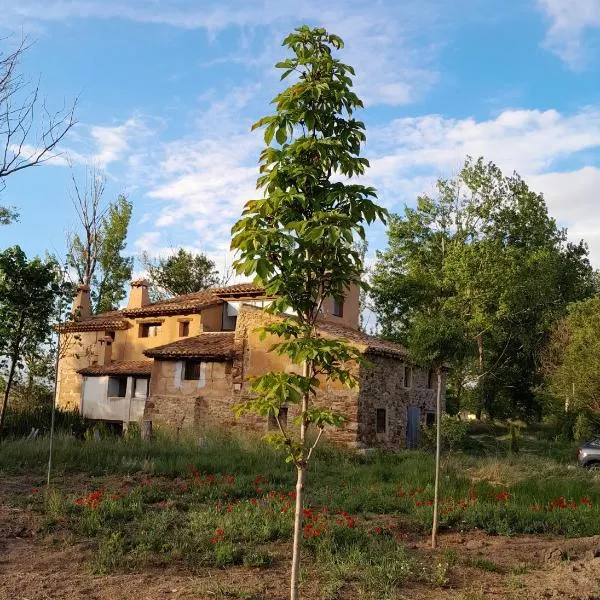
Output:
[
  {"xmin": 268, "ymin": 406, "xmax": 288, "ymax": 430},
  {"xmin": 376, "ymin": 408, "xmax": 387, "ymax": 434},
  {"xmin": 139, "ymin": 322, "xmax": 161, "ymax": 338},
  {"xmin": 427, "ymin": 370, "xmax": 435, "ymax": 390},
  {"xmin": 179, "ymin": 321, "xmax": 190, "ymax": 337},
  {"xmin": 332, "ymin": 298, "xmax": 344, "ymax": 317},
  {"xmin": 404, "ymin": 366, "xmax": 412, "ymax": 389},
  {"xmin": 426, "ymin": 412, "xmax": 435, "ymax": 427},
  {"xmin": 134, "ymin": 378, "xmax": 149, "ymax": 398},
  {"xmin": 184, "ymin": 360, "xmax": 203, "ymax": 380},
  {"xmin": 108, "ymin": 376, "xmax": 128, "ymax": 398},
  {"xmin": 106, "ymin": 330, "xmax": 116, "ymax": 340}
]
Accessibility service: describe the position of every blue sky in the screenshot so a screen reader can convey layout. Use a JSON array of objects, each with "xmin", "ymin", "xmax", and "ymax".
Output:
[{"xmin": 1, "ymin": 0, "xmax": 600, "ymax": 275}]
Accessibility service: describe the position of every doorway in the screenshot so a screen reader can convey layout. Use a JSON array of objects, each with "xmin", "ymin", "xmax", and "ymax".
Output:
[{"xmin": 406, "ymin": 406, "xmax": 421, "ymax": 449}]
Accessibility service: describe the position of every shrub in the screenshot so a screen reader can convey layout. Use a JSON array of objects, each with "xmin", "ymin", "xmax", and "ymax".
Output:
[
  {"xmin": 573, "ymin": 412, "xmax": 595, "ymax": 443},
  {"xmin": 421, "ymin": 415, "xmax": 469, "ymax": 452}
]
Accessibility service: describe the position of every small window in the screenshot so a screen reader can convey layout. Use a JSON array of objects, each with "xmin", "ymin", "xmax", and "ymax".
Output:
[
  {"xmin": 108, "ymin": 376, "xmax": 128, "ymax": 398},
  {"xmin": 179, "ymin": 321, "xmax": 190, "ymax": 337},
  {"xmin": 106, "ymin": 330, "xmax": 116, "ymax": 341},
  {"xmin": 404, "ymin": 366, "xmax": 412, "ymax": 389},
  {"xmin": 268, "ymin": 406, "xmax": 288, "ymax": 430},
  {"xmin": 139, "ymin": 322, "xmax": 161, "ymax": 338},
  {"xmin": 426, "ymin": 412, "xmax": 435, "ymax": 427},
  {"xmin": 134, "ymin": 378, "xmax": 149, "ymax": 398},
  {"xmin": 376, "ymin": 408, "xmax": 387, "ymax": 434},
  {"xmin": 427, "ymin": 370, "xmax": 435, "ymax": 389},
  {"xmin": 332, "ymin": 298, "xmax": 344, "ymax": 317},
  {"xmin": 184, "ymin": 360, "xmax": 203, "ymax": 381}
]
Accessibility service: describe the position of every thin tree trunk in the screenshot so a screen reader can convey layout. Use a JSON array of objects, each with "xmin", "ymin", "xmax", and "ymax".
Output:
[
  {"xmin": 476, "ymin": 333, "xmax": 484, "ymax": 420},
  {"xmin": 431, "ymin": 367, "xmax": 443, "ymax": 549},
  {"xmin": 0, "ymin": 314, "xmax": 25, "ymax": 439},
  {"xmin": 290, "ymin": 359, "xmax": 310, "ymax": 600}
]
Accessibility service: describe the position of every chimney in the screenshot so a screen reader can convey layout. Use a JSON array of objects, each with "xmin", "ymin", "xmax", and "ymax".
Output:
[
  {"xmin": 128, "ymin": 279, "xmax": 150, "ymax": 309},
  {"xmin": 97, "ymin": 335, "xmax": 113, "ymax": 366},
  {"xmin": 72, "ymin": 284, "xmax": 92, "ymax": 321}
]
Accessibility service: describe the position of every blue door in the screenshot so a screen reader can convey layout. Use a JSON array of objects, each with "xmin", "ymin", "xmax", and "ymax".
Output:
[{"xmin": 406, "ymin": 406, "xmax": 420, "ymax": 449}]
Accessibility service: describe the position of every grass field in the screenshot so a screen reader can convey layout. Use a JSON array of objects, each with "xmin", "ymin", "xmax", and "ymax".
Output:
[{"xmin": 0, "ymin": 427, "xmax": 599, "ymax": 599}]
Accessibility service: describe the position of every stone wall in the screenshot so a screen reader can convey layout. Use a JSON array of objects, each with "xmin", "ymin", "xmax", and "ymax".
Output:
[
  {"xmin": 357, "ymin": 355, "xmax": 445, "ymax": 448},
  {"xmin": 144, "ymin": 359, "xmax": 235, "ymax": 431}
]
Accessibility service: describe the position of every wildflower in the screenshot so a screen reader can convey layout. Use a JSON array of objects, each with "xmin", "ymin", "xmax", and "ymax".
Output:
[
  {"xmin": 216, "ymin": 528, "xmax": 223, "ymax": 536},
  {"xmin": 31, "ymin": 487, "xmax": 40, "ymax": 495},
  {"xmin": 212, "ymin": 537, "xmax": 218, "ymax": 544},
  {"xmin": 580, "ymin": 497, "xmax": 592, "ymax": 506},
  {"xmin": 373, "ymin": 526, "xmax": 383, "ymax": 535}
]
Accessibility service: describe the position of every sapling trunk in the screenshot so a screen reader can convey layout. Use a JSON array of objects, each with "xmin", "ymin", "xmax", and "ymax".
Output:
[
  {"xmin": 431, "ymin": 367, "xmax": 442, "ymax": 548},
  {"xmin": 290, "ymin": 465, "xmax": 305, "ymax": 600}
]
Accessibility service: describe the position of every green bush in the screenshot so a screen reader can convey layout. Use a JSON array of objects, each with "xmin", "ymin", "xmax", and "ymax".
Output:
[
  {"xmin": 573, "ymin": 412, "xmax": 595, "ymax": 443},
  {"xmin": 421, "ymin": 415, "xmax": 470, "ymax": 451}
]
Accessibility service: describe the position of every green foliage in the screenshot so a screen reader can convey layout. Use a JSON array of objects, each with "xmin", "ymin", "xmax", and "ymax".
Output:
[
  {"xmin": 0, "ymin": 205, "xmax": 18, "ymax": 225},
  {"xmin": 421, "ymin": 416, "xmax": 470, "ymax": 452},
  {"xmin": 230, "ymin": 25, "xmax": 386, "ymax": 469},
  {"xmin": 94, "ymin": 195, "xmax": 134, "ymax": 313},
  {"xmin": 542, "ymin": 296, "xmax": 600, "ymax": 415},
  {"xmin": 0, "ymin": 246, "xmax": 71, "ymax": 436},
  {"xmin": 140, "ymin": 248, "xmax": 220, "ymax": 300},
  {"xmin": 372, "ymin": 157, "xmax": 595, "ymax": 420},
  {"xmin": 573, "ymin": 412, "xmax": 595, "ymax": 443}
]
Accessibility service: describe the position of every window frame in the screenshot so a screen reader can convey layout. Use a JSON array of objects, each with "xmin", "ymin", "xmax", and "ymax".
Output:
[
  {"xmin": 133, "ymin": 377, "xmax": 149, "ymax": 398},
  {"xmin": 179, "ymin": 320, "xmax": 190, "ymax": 337},
  {"xmin": 403, "ymin": 366, "xmax": 413, "ymax": 389},
  {"xmin": 332, "ymin": 298, "xmax": 344, "ymax": 317},
  {"xmin": 376, "ymin": 408, "xmax": 387, "ymax": 434},
  {"xmin": 139, "ymin": 322, "xmax": 162, "ymax": 338},
  {"xmin": 183, "ymin": 360, "xmax": 203, "ymax": 381},
  {"xmin": 268, "ymin": 406, "xmax": 289, "ymax": 430}
]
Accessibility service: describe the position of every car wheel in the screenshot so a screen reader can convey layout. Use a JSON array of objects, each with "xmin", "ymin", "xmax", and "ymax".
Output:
[{"xmin": 586, "ymin": 462, "xmax": 600, "ymax": 471}]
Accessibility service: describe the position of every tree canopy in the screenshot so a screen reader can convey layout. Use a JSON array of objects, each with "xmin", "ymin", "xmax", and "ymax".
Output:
[
  {"xmin": 372, "ymin": 157, "xmax": 596, "ymax": 420},
  {"xmin": 140, "ymin": 248, "xmax": 220, "ymax": 300},
  {"xmin": 0, "ymin": 246, "xmax": 71, "ymax": 436}
]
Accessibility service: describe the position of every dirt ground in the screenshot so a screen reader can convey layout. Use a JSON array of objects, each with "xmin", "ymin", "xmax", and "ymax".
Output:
[{"xmin": 1, "ymin": 499, "xmax": 600, "ymax": 599}]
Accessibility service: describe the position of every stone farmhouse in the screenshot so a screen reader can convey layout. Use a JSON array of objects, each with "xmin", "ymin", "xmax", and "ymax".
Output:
[{"xmin": 57, "ymin": 280, "xmax": 444, "ymax": 448}]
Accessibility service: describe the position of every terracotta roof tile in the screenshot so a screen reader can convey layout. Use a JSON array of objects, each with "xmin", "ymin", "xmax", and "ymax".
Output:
[
  {"xmin": 122, "ymin": 290, "xmax": 222, "ymax": 317},
  {"xmin": 144, "ymin": 332, "xmax": 235, "ymax": 360},
  {"xmin": 316, "ymin": 320, "xmax": 407, "ymax": 358},
  {"xmin": 57, "ymin": 312, "xmax": 131, "ymax": 333},
  {"xmin": 78, "ymin": 361, "xmax": 153, "ymax": 376},
  {"xmin": 212, "ymin": 282, "xmax": 266, "ymax": 298}
]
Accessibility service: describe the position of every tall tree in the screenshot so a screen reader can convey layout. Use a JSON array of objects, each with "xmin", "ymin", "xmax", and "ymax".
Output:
[
  {"xmin": 67, "ymin": 168, "xmax": 133, "ymax": 313},
  {"xmin": 0, "ymin": 38, "xmax": 76, "ymax": 217},
  {"xmin": 373, "ymin": 157, "xmax": 595, "ymax": 420},
  {"xmin": 0, "ymin": 247, "xmax": 71, "ymax": 437},
  {"xmin": 231, "ymin": 26, "xmax": 386, "ymax": 600},
  {"xmin": 140, "ymin": 248, "xmax": 220, "ymax": 300},
  {"xmin": 542, "ymin": 296, "xmax": 600, "ymax": 415}
]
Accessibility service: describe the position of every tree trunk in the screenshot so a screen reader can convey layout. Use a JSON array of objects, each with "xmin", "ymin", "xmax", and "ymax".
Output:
[
  {"xmin": 476, "ymin": 333, "xmax": 484, "ymax": 419},
  {"xmin": 0, "ymin": 314, "xmax": 25, "ymax": 439},
  {"xmin": 290, "ymin": 464, "xmax": 305, "ymax": 600},
  {"xmin": 290, "ymin": 359, "xmax": 311, "ymax": 600},
  {"xmin": 431, "ymin": 367, "xmax": 443, "ymax": 549}
]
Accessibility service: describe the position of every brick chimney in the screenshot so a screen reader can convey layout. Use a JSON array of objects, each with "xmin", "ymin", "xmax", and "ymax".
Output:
[
  {"xmin": 96, "ymin": 335, "xmax": 113, "ymax": 366},
  {"xmin": 127, "ymin": 279, "xmax": 150, "ymax": 309},
  {"xmin": 72, "ymin": 284, "xmax": 92, "ymax": 321}
]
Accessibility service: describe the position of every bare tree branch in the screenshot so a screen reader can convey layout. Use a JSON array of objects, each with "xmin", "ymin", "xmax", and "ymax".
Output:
[{"xmin": 0, "ymin": 36, "xmax": 77, "ymax": 194}]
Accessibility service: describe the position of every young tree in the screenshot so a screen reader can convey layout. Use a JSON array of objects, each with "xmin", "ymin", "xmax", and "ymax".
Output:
[
  {"xmin": 542, "ymin": 296, "xmax": 600, "ymax": 415},
  {"xmin": 231, "ymin": 26, "xmax": 386, "ymax": 600},
  {"xmin": 67, "ymin": 168, "xmax": 133, "ymax": 312},
  {"xmin": 0, "ymin": 38, "xmax": 76, "ymax": 216},
  {"xmin": 140, "ymin": 248, "xmax": 220, "ymax": 300},
  {"xmin": 373, "ymin": 158, "xmax": 595, "ymax": 420},
  {"xmin": 0, "ymin": 246, "xmax": 71, "ymax": 437}
]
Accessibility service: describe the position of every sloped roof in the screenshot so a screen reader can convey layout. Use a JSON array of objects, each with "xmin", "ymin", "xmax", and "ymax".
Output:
[
  {"xmin": 316, "ymin": 320, "xmax": 407, "ymax": 358},
  {"xmin": 57, "ymin": 311, "xmax": 131, "ymax": 333},
  {"xmin": 122, "ymin": 290, "xmax": 222, "ymax": 317},
  {"xmin": 58, "ymin": 282, "xmax": 270, "ymax": 331},
  {"xmin": 144, "ymin": 332, "xmax": 235, "ymax": 360},
  {"xmin": 78, "ymin": 361, "xmax": 153, "ymax": 376}
]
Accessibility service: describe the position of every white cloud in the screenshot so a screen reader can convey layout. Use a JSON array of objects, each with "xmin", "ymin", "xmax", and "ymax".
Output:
[
  {"xmin": 2, "ymin": 0, "xmax": 441, "ymax": 107},
  {"xmin": 537, "ymin": 0, "xmax": 600, "ymax": 68},
  {"xmin": 367, "ymin": 107, "xmax": 600, "ymax": 265}
]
